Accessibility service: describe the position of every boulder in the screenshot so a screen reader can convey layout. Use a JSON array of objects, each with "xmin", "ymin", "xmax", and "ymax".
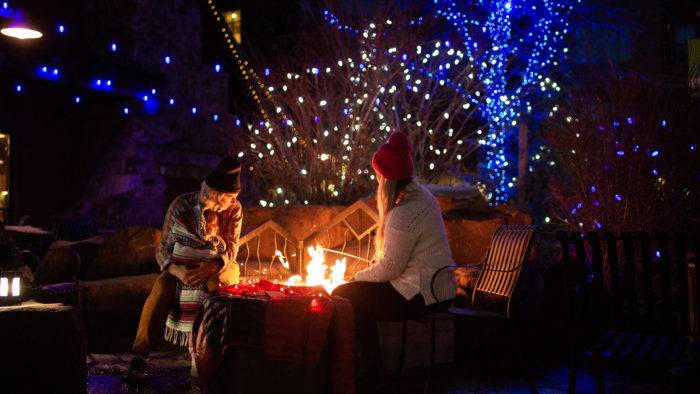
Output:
[
  {"xmin": 444, "ymin": 205, "xmax": 532, "ymax": 265},
  {"xmin": 443, "ymin": 205, "xmax": 531, "ymax": 293},
  {"xmin": 424, "ymin": 183, "xmax": 486, "ymax": 213},
  {"xmin": 240, "ymin": 205, "xmax": 352, "ymax": 275},
  {"xmin": 85, "ymin": 227, "xmax": 161, "ymax": 280},
  {"xmin": 34, "ymin": 237, "xmax": 103, "ymax": 285},
  {"xmin": 244, "ymin": 205, "xmax": 347, "ymax": 242},
  {"xmin": 238, "ymin": 201, "xmax": 531, "ymax": 285},
  {"xmin": 81, "ymin": 273, "xmax": 160, "ymax": 352}
]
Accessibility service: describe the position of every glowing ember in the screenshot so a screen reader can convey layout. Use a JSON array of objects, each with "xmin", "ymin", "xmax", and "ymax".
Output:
[{"xmin": 281, "ymin": 244, "xmax": 347, "ymax": 293}]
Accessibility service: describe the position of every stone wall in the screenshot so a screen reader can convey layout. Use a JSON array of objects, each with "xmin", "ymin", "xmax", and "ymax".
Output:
[
  {"xmin": 74, "ymin": 0, "xmax": 242, "ymax": 228},
  {"xmin": 237, "ymin": 197, "xmax": 531, "ymax": 281}
]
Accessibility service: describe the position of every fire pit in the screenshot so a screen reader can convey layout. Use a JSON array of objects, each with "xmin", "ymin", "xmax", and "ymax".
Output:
[
  {"xmin": 193, "ymin": 278, "xmax": 355, "ymax": 394},
  {"xmin": 278, "ymin": 244, "xmax": 355, "ymax": 294}
]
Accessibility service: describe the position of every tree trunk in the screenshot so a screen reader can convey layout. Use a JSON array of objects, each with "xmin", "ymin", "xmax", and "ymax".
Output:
[{"xmin": 518, "ymin": 122, "xmax": 529, "ymax": 208}]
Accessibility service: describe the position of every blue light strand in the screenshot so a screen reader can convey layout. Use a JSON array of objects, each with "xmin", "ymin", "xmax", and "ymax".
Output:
[
  {"xmin": 12, "ymin": 27, "xmax": 240, "ymax": 127},
  {"xmin": 434, "ymin": 0, "xmax": 575, "ymax": 203}
]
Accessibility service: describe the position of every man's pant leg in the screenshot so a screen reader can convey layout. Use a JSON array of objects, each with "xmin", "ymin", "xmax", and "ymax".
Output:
[{"xmin": 132, "ymin": 271, "xmax": 178, "ymax": 357}]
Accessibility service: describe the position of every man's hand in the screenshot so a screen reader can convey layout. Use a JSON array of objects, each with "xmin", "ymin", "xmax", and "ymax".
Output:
[
  {"xmin": 167, "ymin": 264, "xmax": 188, "ymax": 283},
  {"xmin": 182, "ymin": 259, "xmax": 221, "ymax": 286}
]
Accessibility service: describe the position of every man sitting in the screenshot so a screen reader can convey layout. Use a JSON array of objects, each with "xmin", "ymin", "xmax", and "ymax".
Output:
[{"xmin": 125, "ymin": 157, "xmax": 243, "ymax": 382}]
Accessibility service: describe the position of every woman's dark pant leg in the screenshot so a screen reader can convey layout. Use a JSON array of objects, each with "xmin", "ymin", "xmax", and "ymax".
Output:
[{"xmin": 332, "ymin": 281, "xmax": 426, "ymax": 368}]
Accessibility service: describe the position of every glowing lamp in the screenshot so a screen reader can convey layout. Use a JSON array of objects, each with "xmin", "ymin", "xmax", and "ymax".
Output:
[
  {"xmin": 1, "ymin": 10, "xmax": 42, "ymax": 40},
  {"xmin": 0, "ymin": 271, "xmax": 21, "ymax": 305}
]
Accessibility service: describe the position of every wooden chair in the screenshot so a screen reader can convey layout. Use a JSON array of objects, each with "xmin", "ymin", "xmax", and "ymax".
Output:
[
  {"xmin": 560, "ymin": 231, "xmax": 699, "ymax": 394},
  {"xmin": 395, "ymin": 224, "xmax": 539, "ymax": 393}
]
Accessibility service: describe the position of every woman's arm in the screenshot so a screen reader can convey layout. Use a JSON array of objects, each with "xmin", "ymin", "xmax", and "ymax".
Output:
[{"xmin": 354, "ymin": 224, "xmax": 419, "ymax": 282}]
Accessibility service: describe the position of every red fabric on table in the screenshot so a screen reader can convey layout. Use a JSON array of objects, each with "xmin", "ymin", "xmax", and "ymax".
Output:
[
  {"xmin": 262, "ymin": 296, "xmax": 333, "ymax": 364},
  {"xmin": 198, "ymin": 281, "xmax": 355, "ymax": 394},
  {"xmin": 217, "ymin": 280, "xmax": 327, "ymax": 298}
]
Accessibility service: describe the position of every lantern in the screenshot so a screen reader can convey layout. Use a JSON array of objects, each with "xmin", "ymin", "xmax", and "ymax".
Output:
[{"xmin": 0, "ymin": 271, "xmax": 21, "ymax": 305}]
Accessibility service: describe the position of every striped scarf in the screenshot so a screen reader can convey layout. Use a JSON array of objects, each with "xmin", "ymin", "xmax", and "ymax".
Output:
[{"xmin": 164, "ymin": 204, "xmax": 223, "ymax": 347}]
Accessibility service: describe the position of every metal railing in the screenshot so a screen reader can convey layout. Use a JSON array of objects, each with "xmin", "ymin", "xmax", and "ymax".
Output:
[
  {"xmin": 236, "ymin": 219, "xmax": 302, "ymax": 278},
  {"xmin": 236, "ymin": 200, "xmax": 380, "ymax": 279},
  {"xmin": 303, "ymin": 200, "xmax": 379, "ymax": 275}
]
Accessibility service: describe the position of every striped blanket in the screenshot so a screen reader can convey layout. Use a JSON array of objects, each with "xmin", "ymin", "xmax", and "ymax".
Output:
[{"xmin": 165, "ymin": 242, "xmax": 221, "ymax": 346}]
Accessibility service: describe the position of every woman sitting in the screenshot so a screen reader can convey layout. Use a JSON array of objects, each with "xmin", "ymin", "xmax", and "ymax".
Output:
[{"xmin": 332, "ymin": 132, "xmax": 455, "ymax": 391}]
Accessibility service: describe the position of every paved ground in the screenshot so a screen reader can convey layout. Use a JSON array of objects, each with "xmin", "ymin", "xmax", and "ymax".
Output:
[{"xmin": 87, "ymin": 350, "xmax": 672, "ymax": 393}]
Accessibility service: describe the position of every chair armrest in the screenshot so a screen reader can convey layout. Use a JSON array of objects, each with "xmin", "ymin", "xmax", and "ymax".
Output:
[
  {"xmin": 479, "ymin": 264, "xmax": 523, "ymax": 273},
  {"xmin": 458, "ymin": 261, "xmax": 521, "ymax": 273},
  {"xmin": 460, "ymin": 262, "xmax": 486, "ymax": 269},
  {"xmin": 430, "ymin": 265, "xmax": 456, "ymax": 303}
]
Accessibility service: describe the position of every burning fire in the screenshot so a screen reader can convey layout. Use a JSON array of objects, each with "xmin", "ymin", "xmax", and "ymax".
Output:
[{"xmin": 281, "ymin": 245, "xmax": 347, "ymax": 293}]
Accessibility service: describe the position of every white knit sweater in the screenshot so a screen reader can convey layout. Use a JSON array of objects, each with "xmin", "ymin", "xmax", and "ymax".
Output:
[{"xmin": 354, "ymin": 181, "xmax": 456, "ymax": 305}]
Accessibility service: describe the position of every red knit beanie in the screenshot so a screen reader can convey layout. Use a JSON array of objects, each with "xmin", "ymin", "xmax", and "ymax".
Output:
[{"xmin": 371, "ymin": 132, "xmax": 413, "ymax": 181}]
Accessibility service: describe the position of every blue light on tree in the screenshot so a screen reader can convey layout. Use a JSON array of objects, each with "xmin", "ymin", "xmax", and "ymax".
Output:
[{"xmin": 435, "ymin": 0, "xmax": 576, "ymax": 203}]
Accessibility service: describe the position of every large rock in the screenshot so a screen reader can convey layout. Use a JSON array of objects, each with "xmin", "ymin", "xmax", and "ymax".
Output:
[
  {"xmin": 244, "ymin": 205, "xmax": 347, "ymax": 242},
  {"xmin": 240, "ymin": 205, "xmax": 354, "ymax": 276},
  {"xmin": 443, "ymin": 205, "xmax": 532, "ymax": 293},
  {"xmin": 34, "ymin": 237, "xmax": 103, "ymax": 285},
  {"xmin": 444, "ymin": 205, "xmax": 532, "ymax": 265},
  {"xmin": 85, "ymin": 227, "xmax": 161, "ymax": 280},
  {"xmin": 424, "ymin": 183, "xmax": 487, "ymax": 213},
  {"xmin": 81, "ymin": 273, "xmax": 160, "ymax": 352},
  {"xmin": 239, "ymin": 201, "xmax": 531, "ymax": 285}
]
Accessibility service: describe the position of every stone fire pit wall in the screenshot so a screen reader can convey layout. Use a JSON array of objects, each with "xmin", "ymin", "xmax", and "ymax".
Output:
[{"xmin": 238, "ymin": 198, "xmax": 531, "ymax": 283}]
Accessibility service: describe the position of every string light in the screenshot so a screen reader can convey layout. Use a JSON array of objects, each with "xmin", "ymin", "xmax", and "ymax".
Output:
[
  {"xmin": 5, "ymin": 7, "xmax": 239, "ymax": 130},
  {"xmin": 201, "ymin": 0, "xmax": 574, "ymax": 205}
]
